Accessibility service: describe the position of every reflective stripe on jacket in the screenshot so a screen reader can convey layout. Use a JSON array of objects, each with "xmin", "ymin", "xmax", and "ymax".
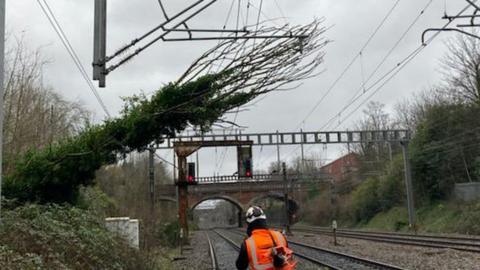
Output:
[{"xmin": 245, "ymin": 229, "xmax": 287, "ymax": 270}]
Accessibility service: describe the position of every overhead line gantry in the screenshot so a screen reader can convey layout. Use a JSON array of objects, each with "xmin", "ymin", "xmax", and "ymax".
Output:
[{"xmin": 153, "ymin": 129, "xmax": 416, "ymax": 239}]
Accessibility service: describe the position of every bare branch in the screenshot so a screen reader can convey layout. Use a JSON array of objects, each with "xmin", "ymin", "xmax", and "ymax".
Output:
[{"xmin": 176, "ymin": 19, "xmax": 328, "ymax": 106}]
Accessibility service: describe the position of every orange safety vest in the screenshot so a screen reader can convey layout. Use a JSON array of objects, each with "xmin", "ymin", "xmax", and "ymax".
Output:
[{"xmin": 245, "ymin": 229, "xmax": 288, "ymax": 270}]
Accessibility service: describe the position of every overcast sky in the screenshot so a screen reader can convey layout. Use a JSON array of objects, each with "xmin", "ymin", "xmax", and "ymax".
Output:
[{"xmin": 7, "ymin": 0, "xmax": 473, "ymax": 176}]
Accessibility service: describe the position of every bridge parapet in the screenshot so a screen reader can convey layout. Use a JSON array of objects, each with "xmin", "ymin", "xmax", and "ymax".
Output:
[
  {"xmin": 156, "ymin": 179, "xmax": 329, "ymax": 197},
  {"xmin": 194, "ymin": 173, "xmax": 331, "ymax": 184}
]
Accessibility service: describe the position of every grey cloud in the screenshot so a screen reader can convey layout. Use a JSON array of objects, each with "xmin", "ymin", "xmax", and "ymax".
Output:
[{"xmin": 7, "ymin": 0, "xmax": 469, "ymax": 175}]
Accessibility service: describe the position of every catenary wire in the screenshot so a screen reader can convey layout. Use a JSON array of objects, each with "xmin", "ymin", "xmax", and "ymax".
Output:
[
  {"xmin": 281, "ymin": 1, "xmax": 471, "ymax": 162},
  {"xmin": 36, "ymin": 0, "xmax": 111, "ymax": 118},
  {"xmin": 294, "ymin": 0, "xmax": 401, "ymax": 131},
  {"xmin": 325, "ymin": 0, "xmax": 473, "ymax": 131},
  {"xmin": 346, "ymin": 0, "xmax": 434, "ymax": 106}
]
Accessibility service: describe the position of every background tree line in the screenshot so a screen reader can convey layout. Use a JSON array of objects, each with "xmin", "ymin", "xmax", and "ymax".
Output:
[
  {"xmin": 3, "ymin": 37, "xmax": 90, "ymax": 175},
  {"xmin": 301, "ymin": 33, "xmax": 480, "ymax": 231}
]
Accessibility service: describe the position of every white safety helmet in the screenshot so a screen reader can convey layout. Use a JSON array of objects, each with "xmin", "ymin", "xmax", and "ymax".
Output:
[{"xmin": 245, "ymin": 206, "xmax": 267, "ymax": 223}]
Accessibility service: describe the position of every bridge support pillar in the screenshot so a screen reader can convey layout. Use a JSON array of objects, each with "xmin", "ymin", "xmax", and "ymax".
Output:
[{"xmin": 175, "ymin": 146, "xmax": 200, "ymax": 241}]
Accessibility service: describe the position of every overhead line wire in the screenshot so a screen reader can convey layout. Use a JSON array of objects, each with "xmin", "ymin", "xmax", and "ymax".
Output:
[
  {"xmin": 324, "ymin": 0, "xmax": 473, "ymax": 131},
  {"xmin": 283, "ymin": 1, "xmax": 470, "ymax": 163},
  {"xmin": 273, "ymin": 0, "xmax": 288, "ymax": 25},
  {"xmin": 346, "ymin": 0, "xmax": 434, "ymax": 106},
  {"xmin": 217, "ymin": 0, "xmax": 255, "ymax": 174},
  {"xmin": 36, "ymin": 0, "xmax": 112, "ymax": 118},
  {"xmin": 328, "ymin": 47, "xmax": 424, "ymax": 130},
  {"xmin": 276, "ymin": 0, "xmax": 400, "ymax": 165},
  {"xmin": 294, "ymin": 0, "xmax": 401, "ymax": 130},
  {"xmin": 292, "ymin": 2, "xmax": 475, "ymax": 164},
  {"xmin": 154, "ymin": 151, "xmax": 177, "ymax": 169}
]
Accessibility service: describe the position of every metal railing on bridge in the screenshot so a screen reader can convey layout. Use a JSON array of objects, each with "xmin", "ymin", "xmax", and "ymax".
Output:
[
  {"xmin": 194, "ymin": 174, "xmax": 276, "ymax": 183},
  {"xmin": 157, "ymin": 173, "xmax": 332, "ymax": 197},
  {"xmin": 192, "ymin": 173, "xmax": 331, "ymax": 184}
]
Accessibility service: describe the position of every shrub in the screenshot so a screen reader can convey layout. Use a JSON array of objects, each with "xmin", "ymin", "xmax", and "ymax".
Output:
[
  {"xmin": 410, "ymin": 104, "xmax": 480, "ymax": 201},
  {"xmin": 350, "ymin": 177, "xmax": 380, "ymax": 222},
  {"xmin": 302, "ymin": 191, "xmax": 334, "ymax": 226},
  {"xmin": 450, "ymin": 200, "xmax": 480, "ymax": 235},
  {"xmin": 0, "ymin": 204, "xmax": 156, "ymax": 269},
  {"xmin": 157, "ymin": 221, "xmax": 181, "ymax": 248}
]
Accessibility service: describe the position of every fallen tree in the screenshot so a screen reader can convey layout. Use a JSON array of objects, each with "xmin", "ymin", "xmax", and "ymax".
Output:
[{"xmin": 3, "ymin": 20, "xmax": 328, "ymax": 204}]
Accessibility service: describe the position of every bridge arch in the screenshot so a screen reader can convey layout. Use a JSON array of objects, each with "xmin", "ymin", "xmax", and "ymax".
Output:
[
  {"xmin": 248, "ymin": 192, "xmax": 298, "ymax": 209},
  {"xmin": 190, "ymin": 195, "xmax": 245, "ymax": 212},
  {"xmin": 248, "ymin": 192, "xmax": 300, "ymax": 224},
  {"xmin": 190, "ymin": 195, "xmax": 245, "ymax": 228}
]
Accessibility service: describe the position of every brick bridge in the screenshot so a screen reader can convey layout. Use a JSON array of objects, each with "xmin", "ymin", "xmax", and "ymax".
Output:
[{"xmin": 157, "ymin": 174, "xmax": 330, "ymax": 226}]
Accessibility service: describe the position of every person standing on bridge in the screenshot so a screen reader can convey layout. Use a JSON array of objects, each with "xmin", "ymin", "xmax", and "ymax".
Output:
[{"xmin": 235, "ymin": 206, "xmax": 296, "ymax": 270}]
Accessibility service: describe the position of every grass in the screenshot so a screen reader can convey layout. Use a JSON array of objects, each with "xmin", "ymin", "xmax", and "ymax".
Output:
[
  {"xmin": 361, "ymin": 206, "xmax": 409, "ymax": 231},
  {"xmin": 359, "ymin": 200, "xmax": 480, "ymax": 235}
]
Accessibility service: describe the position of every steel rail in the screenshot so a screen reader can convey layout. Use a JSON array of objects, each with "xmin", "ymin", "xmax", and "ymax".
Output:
[
  {"xmin": 293, "ymin": 226, "xmax": 480, "ymax": 253},
  {"xmin": 299, "ymin": 226, "xmax": 480, "ymax": 244},
  {"xmin": 226, "ymin": 229, "xmax": 402, "ymax": 270},
  {"xmin": 212, "ymin": 229, "xmax": 241, "ymax": 250},
  {"xmin": 205, "ymin": 232, "xmax": 219, "ymax": 270},
  {"xmin": 288, "ymin": 240, "xmax": 406, "ymax": 270},
  {"xmin": 213, "ymin": 229, "xmax": 340, "ymax": 270}
]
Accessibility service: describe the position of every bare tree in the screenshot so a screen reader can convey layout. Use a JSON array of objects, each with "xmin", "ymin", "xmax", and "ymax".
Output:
[
  {"xmin": 441, "ymin": 32, "xmax": 480, "ymax": 104},
  {"xmin": 173, "ymin": 20, "xmax": 329, "ymax": 127},
  {"xmin": 394, "ymin": 88, "xmax": 450, "ymax": 132},
  {"xmin": 2, "ymin": 36, "xmax": 91, "ymax": 174},
  {"xmin": 352, "ymin": 101, "xmax": 395, "ymax": 169},
  {"xmin": 95, "ymin": 152, "xmax": 174, "ymax": 248}
]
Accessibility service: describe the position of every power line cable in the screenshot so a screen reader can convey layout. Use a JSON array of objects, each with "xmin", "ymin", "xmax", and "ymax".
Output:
[
  {"xmin": 216, "ymin": 0, "xmax": 259, "ymax": 175},
  {"xmin": 346, "ymin": 0, "xmax": 434, "ymax": 106},
  {"xmin": 273, "ymin": 0, "xmax": 288, "ymax": 25},
  {"xmin": 291, "ymin": 3, "xmax": 476, "ymax": 163},
  {"xmin": 325, "ymin": 0, "xmax": 472, "ymax": 131},
  {"xmin": 284, "ymin": 1, "xmax": 469, "ymax": 161},
  {"xmin": 327, "ymin": 47, "xmax": 424, "ymax": 130},
  {"xmin": 236, "ymin": 0, "xmax": 241, "ymax": 32},
  {"xmin": 153, "ymin": 151, "xmax": 177, "ymax": 169},
  {"xmin": 282, "ymin": 46, "xmax": 422, "ymax": 159},
  {"xmin": 37, "ymin": 0, "xmax": 111, "ymax": 118},
  {"xmin": 248, "ymin": 2, "xmax": 283, "ymax": 27},
  {"xmin": 294, "ymin": 0, "xmax": 401, "ymax": 130}
]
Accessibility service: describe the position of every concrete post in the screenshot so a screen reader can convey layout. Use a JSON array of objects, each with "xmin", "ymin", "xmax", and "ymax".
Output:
[
  {"xmin": 276, "ymin": 131, "xmax": 281, "ymax": 174},
  {"xmin": 149, "ymin": 149, "xmax": 155, "ymax": 213},
  {"xmin": 0, "ymin": 0, "xmax": 5, "ymax": 223},
  {"xmin": 282, "ymin": 162, "xmax": 291, "ymax": 235},
  {"xmin": 401, "ymin": 141, "xmax": 416, "ymax": 230},
  {"xmin": 300, "ymin": 129, "xmax": 305, "ymax": 175},
  {"xmin": 177, "ymin": 154, "xmax": 189, "ymax": 240},
  {"xmin": 196, "ymin": 151, "xmax": 199, "ymax": 178}
]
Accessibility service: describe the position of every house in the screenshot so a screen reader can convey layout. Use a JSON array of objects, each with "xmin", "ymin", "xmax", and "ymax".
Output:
[{"xmin": 320, "ymin": 153, "xmax": 361, "ymax": 189}]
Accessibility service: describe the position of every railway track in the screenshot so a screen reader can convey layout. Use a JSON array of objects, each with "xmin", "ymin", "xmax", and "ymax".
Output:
[
  {"xmin": 292, "ymin": 225, "xmax": 480, "ymax": 253},
  {"xmin": 223, "ymin": 229, "xmax": 405, "ymax": 270},
  {"xmin": 205, "ymin": 232, "xmax": 219, "ymax": 270},
  {"xmin": 206, "ymin": 230, "xmax": 240, "ymax": 269}
]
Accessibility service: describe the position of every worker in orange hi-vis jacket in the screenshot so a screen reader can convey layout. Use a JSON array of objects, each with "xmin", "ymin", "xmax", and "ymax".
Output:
[{"xmin": 235, "ymin": 206, "xmax": 297, "ymax": 270}]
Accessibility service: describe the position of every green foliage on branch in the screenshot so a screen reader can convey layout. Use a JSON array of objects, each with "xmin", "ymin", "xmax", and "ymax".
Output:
[
  {"xmin": 0, "ymin": 204, "xmax": 155, "ymax": 269},
  {"xmin": 3, "ymin": 72, "xmax": 257, "ymax": 204},
  {"xmin": 410, "ymin": 103, "xmax": 480, "ymax": 201},
  {"xmin": 350, "ymin": 155, "xmax": 405, "ymax": 222}
]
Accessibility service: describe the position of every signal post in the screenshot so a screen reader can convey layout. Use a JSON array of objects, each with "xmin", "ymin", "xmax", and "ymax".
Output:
[{"xmin": 174, "ymin": 140, "xmax": 253, "ymax": 239}]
